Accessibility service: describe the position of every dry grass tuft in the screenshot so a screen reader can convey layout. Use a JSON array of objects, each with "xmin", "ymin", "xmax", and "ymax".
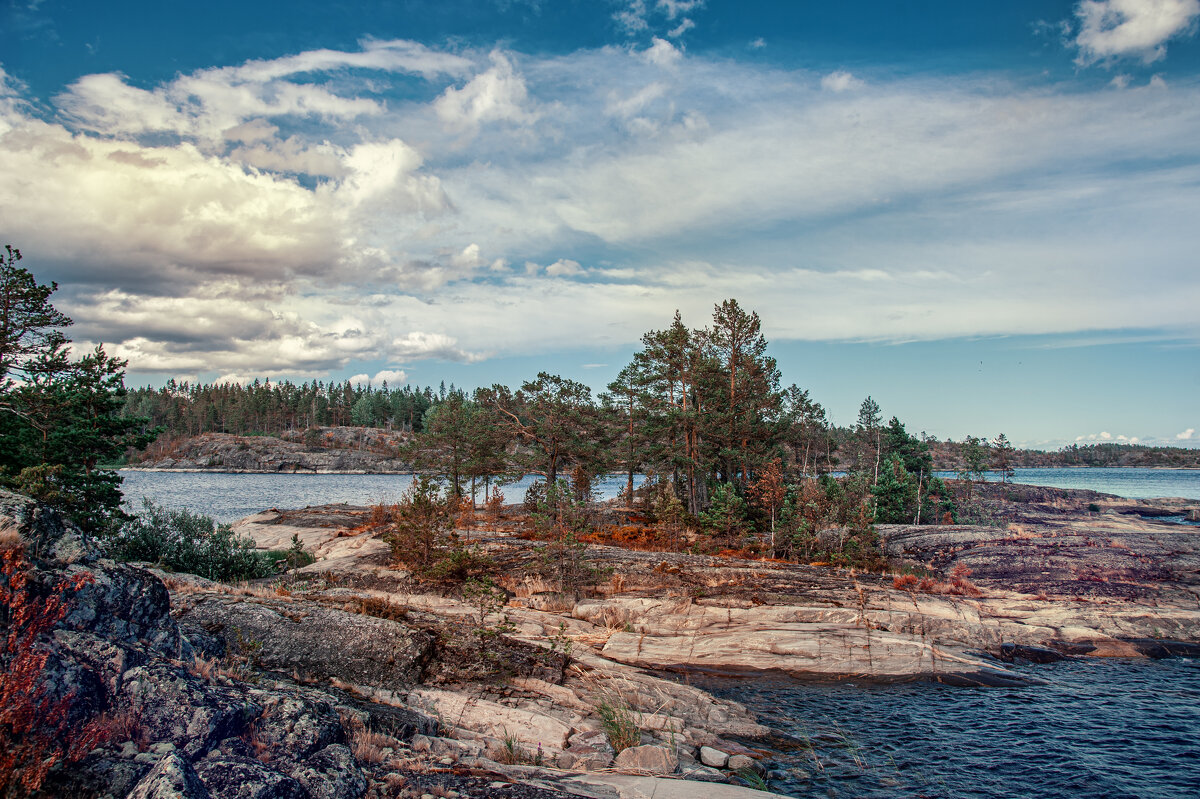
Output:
[
  {"xmin": 341, "ymin": 713, "xmax": 399, "ymax": 766},
  {"xmin": 0, "ymin": 525, "xmax": 23, "ymax": 552},
  {"xmin": 188, "ymin": 654, "xmax": 219, "ymax": 682}
]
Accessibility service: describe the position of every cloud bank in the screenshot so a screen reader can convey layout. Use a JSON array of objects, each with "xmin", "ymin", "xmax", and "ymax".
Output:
[{"xmin": 2, "ymin": 35, "xmax": 1199, "ymax": 381}]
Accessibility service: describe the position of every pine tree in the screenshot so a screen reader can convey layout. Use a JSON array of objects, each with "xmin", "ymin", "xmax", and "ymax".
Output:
[{"xmin": 992, "ymin": 433, "xmax": 1016, "ymax": 483}]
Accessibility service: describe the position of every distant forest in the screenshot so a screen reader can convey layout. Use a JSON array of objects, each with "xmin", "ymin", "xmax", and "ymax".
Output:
[{"xmin": 121, "ymin": 306, "xmax": 1200, "ymax": 477}]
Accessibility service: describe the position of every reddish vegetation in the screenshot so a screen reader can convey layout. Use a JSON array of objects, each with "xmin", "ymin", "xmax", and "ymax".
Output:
[
  {"xmin": 580, "ymin": 525, "xmax": 685, "ymax": 552},
  {"xmin": 0, "ymin": 542, "xmax": 104, "ymax": 793},
  {"xmin": 891, "ymin": 565, "xmax": 981, "ymax": 597}
]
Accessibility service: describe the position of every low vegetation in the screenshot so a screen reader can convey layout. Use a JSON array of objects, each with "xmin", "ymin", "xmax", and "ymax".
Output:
[{"xmin": 107, "ymin": 500, "xmax": 274, "ymax": 582}]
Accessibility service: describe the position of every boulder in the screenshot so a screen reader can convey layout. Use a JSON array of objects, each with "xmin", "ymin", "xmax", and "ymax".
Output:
[
  {"xmin": 122, "ymin": 663, "xmax": 259, "ymax": 760},
  {"xmin": 176, "ymin": 597, "xmax": 433, "ymax": 689},
  {"xmin": 127, "ymin": 751, "xmax": 211, "ymax": 799},
  {"xmin": 699, "ymin": 745, "xmax": 729, "ymax": 768},
  {"xmin": 249, "ymin": 690, "xmax": 345, "ymax": 760},
  {"xmin": 285, "ymin": 744, "xmax": 367, "ymax": 799},
  {"xmin": 193, "ymin": 752, "xmax": 308, "ymax": 799},
  {"xmin": 726, "ymin": 754, "xmax": 764, "ymax": 775},
  {"xmin": 612, "ymin": 745, "xmax": 679, "ymax": 774}
]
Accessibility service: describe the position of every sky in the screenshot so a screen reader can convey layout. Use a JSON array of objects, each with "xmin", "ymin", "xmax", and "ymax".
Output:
[{"xmin": 2, "ymin": 0, "xmax": 1198, "ymax": 449}]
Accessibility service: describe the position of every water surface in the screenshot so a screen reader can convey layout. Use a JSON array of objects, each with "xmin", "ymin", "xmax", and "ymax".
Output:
[{"xmin": 697, "ymin": 657, "xmax": 1200, "ymax": 798}]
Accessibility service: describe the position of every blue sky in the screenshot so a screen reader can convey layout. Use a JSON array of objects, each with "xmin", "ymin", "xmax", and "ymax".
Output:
[{"xmin": 2, "ymin": 0, "xmax": 1199, "ymax": 448}]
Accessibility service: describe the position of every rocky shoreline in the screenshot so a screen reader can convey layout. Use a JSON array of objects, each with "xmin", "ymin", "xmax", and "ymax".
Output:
[
  {"xmin": 130, "ymin": 429, "xmax": 415, "ymax": 474},
  {"xmin": 4, "ymin": 483, "xmax": 1198, "ymax": 798}
]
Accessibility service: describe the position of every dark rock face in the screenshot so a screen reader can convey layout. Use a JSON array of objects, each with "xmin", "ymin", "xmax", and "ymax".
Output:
[
  {"xmin": 193, "ymin": 753, "xmax": 308, "ymax": 799},
  {"xmin": 175, "ymin": 597, "xmax": 433, "ymax": 689},
  {"xmin": 126, "ymin": 751, "xmax": 211, "ymax": 799},
  {"xmin": 0, "ymin": 490, "xmax": 379, "ymax": 799}
]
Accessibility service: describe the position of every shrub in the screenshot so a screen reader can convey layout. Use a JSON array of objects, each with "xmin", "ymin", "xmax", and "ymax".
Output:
[
  {"xmin": 109, "ymin": 500, "xmax": 272, "ymax": 582},
  {"xmin": 262, "ymin": 534, "xmax": 316, "ymax": 573},
  {"xmin": 698, "ymin": 483, "xmax": 750, "ymax": 546},
  {"xmin": 382, "ymin": 476, "xmax": 453, "ymax": 574},
  {"xmin": 0, "ymin": 541, "xmax": 106, "ymax": 793}
]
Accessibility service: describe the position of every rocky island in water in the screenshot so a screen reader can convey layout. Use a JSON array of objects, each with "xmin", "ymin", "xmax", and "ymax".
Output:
[{"xmin": 2, "ymin": 480, "xmax": 1198, "ymax": 798}]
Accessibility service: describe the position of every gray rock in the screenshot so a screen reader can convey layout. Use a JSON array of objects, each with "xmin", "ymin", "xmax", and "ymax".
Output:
[
  {"xmin": 127, "ymin": 751, "xmax": 211, "ymax": 799},
  {"xmin": 194, "ymin": 753, "xmax": 308, "ymax": 799},
  {"xmin": 699, "ymin": 745, "xmax": 729, "ymax": 768},
  {"xmin": 560, "ymin": 743, "xmax": 614, "ymax": 771},
  {"xmin": 286, "ymin": 743, "xmax": 367, "ymax": 799},
  {"xmin": 681, "ymin": 764, "xmax": 727, "ymax": 782},
  {"xmin": 249, "ymin": 690, "xmax": 345, "ymax": 760},
  {"xmin": 726, "ymin": 754, "xmax": 764, "ymax": 774},
  {"xmin": 123, "ymin": 663, "xmax": 259, "ymax": 760},
  {"xmin": 176, "ymin": 596, "xmax": 433, "ymax": 688},
  {"xmin": 612, "ymin": 745, "xmax": 679, "ymax": 774}
]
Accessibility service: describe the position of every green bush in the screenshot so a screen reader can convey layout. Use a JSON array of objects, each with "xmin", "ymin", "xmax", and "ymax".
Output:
[{"xmin": 109, "ymin": 499, "xmax": 272, "ymax": 582}]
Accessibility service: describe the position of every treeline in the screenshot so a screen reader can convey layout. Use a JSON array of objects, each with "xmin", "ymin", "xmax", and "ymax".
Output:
[
  {"xmin": 122, "ymin": 378, "xmax": 461, "ymax": 438},
  {"xmin": 928, "ymin": 440, "xmax": 1200, "ymax": 470},
  {"xmin": 402, "ymin": 300, "xmax": 959, "ymax": 564}
]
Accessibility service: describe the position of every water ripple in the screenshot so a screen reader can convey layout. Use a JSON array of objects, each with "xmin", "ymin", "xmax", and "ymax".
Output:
[{"xmin": 695, "ymin": 658, "xmax": 1200, "ymax": 798}]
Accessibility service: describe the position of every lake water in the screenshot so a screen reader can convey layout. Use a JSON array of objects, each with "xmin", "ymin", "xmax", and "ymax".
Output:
[
  {"xmin": 119, "ymin": 466, "xmax": 1200, "ymax": 524},
  {"xmin": 118, "ymin": 471, "xmax": 641, "ymax": 524},
  {"xmin": 697, "ymin": 657, "xmax": 1200, "ymax": 798},
  {"xmin": 117, "ymin": 466, "xmax": 1199, "ymax": 798},
  {"xmin": 951, "ymin": 467, "xmax": 1200, "ymax": 500}
]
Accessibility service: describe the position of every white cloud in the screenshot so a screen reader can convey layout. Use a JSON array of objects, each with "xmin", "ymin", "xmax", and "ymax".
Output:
[
  {"xmin": 657, "ymin": 0, "xmax": 704, "ymax": 19},
  {"xmin": 1149, "ymin": 73, "xmax": 1169, "ymax": 87},
  {"xmin": 1072, "ymin": 0, "xmax": 1200, "ymax": 64},
  {"xmin": 545, "ymin": 258, "xmax": 585, "ymax": 277},
  {"xmin": 5, "ymin": 41, "xmax": 1200, "ymax": 382},
  {"xmin": 604, "ymin": 82, "xmax": 668, "ymax": 119},
  {"xmin": 434, "ymin": 52, "xmax": 538, "ymax": 133},
  {"xmin": 748, "ymin": 38, "xmax": 767, "ymax": 50},
  {"xmin": 820, "ymin": 70, "xmax": 865, "ymax": 92},
  {"xmin": 668, "ymin": 18, "xmax": 696, "ymax": 37},
  {"xmin": 614, "ymin": 0, "xmax": 650, "ymax": 33},
  {"xmin": 1178, "ymin": 428, "xmax": 1196, "ymax": 439},
  {"xmin": 642, "ymin": 37, "xmax": 682, "ymax": 67},
  {"xmin": 349, "ymin": 369, "xmax": 408, "ymax": 386}
]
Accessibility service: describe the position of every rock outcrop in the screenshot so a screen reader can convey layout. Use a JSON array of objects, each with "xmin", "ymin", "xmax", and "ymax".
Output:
[
  {"xmin": 2, "ymin": 490, "xmax": 790, "ymax": 798},
  {"xmin": 131, "ymin": 428, "xmax": 413, "ymax": 473}
]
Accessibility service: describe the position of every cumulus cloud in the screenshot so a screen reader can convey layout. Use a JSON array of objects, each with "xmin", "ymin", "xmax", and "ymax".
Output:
[
  {"xmin": 820, "ymin": 70, "xmax": 865, "ymax": 92},
  {"xmin": 642, "ymin": 37, "xmax": 683, "ymax": 66},
  {"xmin": 545, "ymin": 259, "xmax": 585, "ymax": 277},
  {"xmin": 1072, "ymin": 0, "xmax": 1200, "ymax": 65},
  {"xmin": 348, "ymin": 369, "xmax": 408, "ymax": 386},
  {"xmin": 1178, "ymin": 428, "xmax": 1196, "ymax": 439},
  {"xmin": 434, "ymin": 52, "xmax": 538, "ymax": 133},
  {"xmin": 1075, "ymin": 431, "xmax": 1142, "ymax": 443}
]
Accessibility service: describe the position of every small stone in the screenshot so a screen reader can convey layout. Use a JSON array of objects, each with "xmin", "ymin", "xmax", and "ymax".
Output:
[
  {"xmin": 612, "ymin": 745, "xmax": 679, "ymax": 775},
  {"xmin": 726, "ymin": 754, "xmax": 764, "ymax": 774},
  {"xmin": 699, "ymin": 746, "xmax": 729, "ymax": 768}
]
